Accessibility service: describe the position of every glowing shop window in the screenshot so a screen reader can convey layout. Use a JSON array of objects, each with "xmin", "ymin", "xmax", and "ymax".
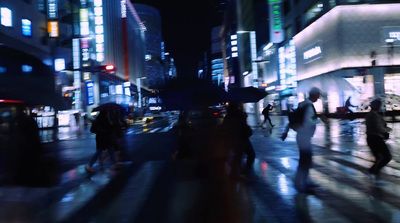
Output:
[
  {"xmin": 95, "ymin": 34, "xmax": 104, "ymax": 43},
  {"xmin": 96, "ymin": 43, "xmax": 104, "ymax": 52},
  {"xmin": 55, "ymin": 58, "xmax": 65, "ymax": 71},
  {"xmin": 80, "ymin": 22, "xmax": 89, "ymax": 35},
  {"xmin": 94, "ymin": 7, "xmax": 103, "ymax": 16},
  {"xmin": 96, "ymin": 52, "xmax": 104, "ymax": 62},
  {"xmin": 21, "ymin": 19, "xmax": 32, "ymax": 36},
  {"xmin": 1, "ymin": 8, "xmax": 12, "ymax": 27},
  {"xmin": 95, "ymin": 17, "xmax": 103, "ymax": 25},
  {"xmin": 232, "ymin": 52, "xmax": 238, "ymax": 57},
  {"xmin": 95, "ymin": 26, "xmax": 103, "ymax": 34},
  {"xmin": 94, "ymin": 0, "xmax": 102, "ymax": 7}
]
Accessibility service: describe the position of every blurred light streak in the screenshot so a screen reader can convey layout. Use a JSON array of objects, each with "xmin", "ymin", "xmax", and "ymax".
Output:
[
  {"xmin": 280, "ymin": 157, "xmax": 291, "ymax": 168},
  {"xmin": 278, "ymin": 174, "xmax": 289, "ymax": 195}
]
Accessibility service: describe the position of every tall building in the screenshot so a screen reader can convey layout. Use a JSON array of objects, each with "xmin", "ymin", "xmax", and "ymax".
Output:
[
  {"xmin": 133, "ymin": 4, "xmax": 165, "ymax": 90},
  {"xmin": 66, "ymin": 0, "xmax": 148, "ymax": 114},
  {"xmin": 0, "ymin": 0, "xmax": 67, "ymax": 129}
]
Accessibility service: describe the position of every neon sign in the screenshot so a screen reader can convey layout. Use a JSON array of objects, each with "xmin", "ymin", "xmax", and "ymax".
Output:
[{"xmin": 268, "ymin": 1, "xmax": 283, "ymax": 43}]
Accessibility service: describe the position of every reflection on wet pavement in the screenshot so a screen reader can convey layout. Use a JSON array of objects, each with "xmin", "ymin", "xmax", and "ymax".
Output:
[{"xmin": 3, "ymin": 115, "xmax": 400, "ymax": 222}]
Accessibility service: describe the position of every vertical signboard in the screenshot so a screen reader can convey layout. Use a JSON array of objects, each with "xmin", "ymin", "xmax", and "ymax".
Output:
[
  {"xmin": 278, "ymin": 40, "xmax": 297, "ymax": 91},
  {"xmin": 47, "ymin": 0, "xmax": 58, "ymax": 19},
  {"xmin": 94, "ymin": 0, "xmax": 104, "ymax": 62},
  {"xmin": 268, "ymin": 0, "xmax": 284, "ymax": 43},
  {"xmin": 86, "ymin": 81, "xmax": 94, "ymax": 105}
]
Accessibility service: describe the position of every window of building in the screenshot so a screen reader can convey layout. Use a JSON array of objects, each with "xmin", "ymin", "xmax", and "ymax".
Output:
[
  {"xmin": 305, "ymin": 1, "xmax": 323, "ymax": 24},
  {"xmin": 38, "ymin": 0, "xmax": 45, "ymax": 12},
  {"xmin": 283, "ymin": 0, "xmax": 291, "ymax": 16},
  {"xmin": 1, "ymin": 7, "xmax": 12, "ymax": 27},
  {"xmin": 22, "ymin": 19, "xmax": 32, "ymax": 36},
  {"xmin": 295, "ymin": 16, "xmax": 301, "ymax": 34},
  {"xmin": 329, "ymin": 0, "xmax": 336, "ymax": 8},
  {"xmin": 285, "ymin": 25, "xmax": 293, "ymax": 40}
]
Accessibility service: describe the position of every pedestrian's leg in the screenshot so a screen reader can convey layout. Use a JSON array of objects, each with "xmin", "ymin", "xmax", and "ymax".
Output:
[
  {"xmin": 87, "ymin": 149, "xmax": 102, "ymax": 172},
  {"xmin": 260, "ymin": 116, "xmax": 266, "ymax": 128},
  {"xmin": 89, "ymin": 150, "xmax": 102, "ymax": 167},
  {"xmin": 294, "ymin": 149, "xmax": 312, "ymax": 192},
  {"xmin": 267, "ymin": 116, "xmax": 274, "ymax": 127},
  {"xmin": 374, "ymin": 140, "xmax": 392, "ymax": 176},
  {"xmin": 367, "ymin": 136, "xmax": 381, "ymax": 175},
  {"xmin": 99, "ymin": 152, "xmax": 109, "ymax": 165}
]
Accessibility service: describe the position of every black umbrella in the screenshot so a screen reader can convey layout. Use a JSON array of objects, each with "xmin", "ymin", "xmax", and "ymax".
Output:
[
  {"xmin": 92, "ymin": 103, "xmax": 125, "ymax": 112},
  {"xmin": 160, "ymin": 78, "xmax": 228, "ymax": 110},
  {"xmin": 226, "ymin": 87, "xmax": 268, "ymax": 103}
]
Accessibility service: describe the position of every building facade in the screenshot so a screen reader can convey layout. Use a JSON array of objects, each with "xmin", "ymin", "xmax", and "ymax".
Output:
[{"xmin": 133, "ymin": 4, "xmax": 165, "ymax": 90}]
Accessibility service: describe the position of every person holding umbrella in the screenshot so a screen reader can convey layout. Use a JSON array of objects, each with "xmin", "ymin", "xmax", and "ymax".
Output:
[{"xmin": 87, "ymin": 110, "xmax": 117, "ymax": 173}]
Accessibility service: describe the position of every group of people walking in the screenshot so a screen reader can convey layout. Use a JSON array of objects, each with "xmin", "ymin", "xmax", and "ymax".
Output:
[
  {"xmin": 86, "ymin": 87, "xmax": 393, "ymax": 195},
  {"xmin": 280, "ymin": 87, "xmax": 392, "ymax": 193}
]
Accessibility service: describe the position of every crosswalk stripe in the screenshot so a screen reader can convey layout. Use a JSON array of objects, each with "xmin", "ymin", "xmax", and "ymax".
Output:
[
  {"xmin": 88, "ymin": 162, "xmax": 165, "ymax": 222},
  {"xmin": 251, "ymin": 159, "xmax": 351, "ymax": 223},
  {"xmin": 150, "ymin": 127, "xmax": 162, "ymax": 133},
  {"xmin": 310, "ymin": 166, "xmax": 400, "ymax": 222},
  {"xmin": 159, "ymin": 127, "xmax": 171, "ymax": 132},
  {"xmin": 263, "ymin": 156, "xmax": 396, "ymax": 222}
]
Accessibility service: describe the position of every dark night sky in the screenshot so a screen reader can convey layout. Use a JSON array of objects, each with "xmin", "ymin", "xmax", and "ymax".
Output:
[{"xmin": 131, "ymin": 0, "xmax": 220, "ymax": 78}]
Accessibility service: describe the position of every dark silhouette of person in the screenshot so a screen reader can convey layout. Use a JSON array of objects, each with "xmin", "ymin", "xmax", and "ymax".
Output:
[
  {"xmin": 222, "ymin": 101, "xmax": 255, "ymax": 178},
  {"xmin": 365, "ymin": 99, "xmax": 392, "ymax": 183},
  {"xmin": 281, "ymin": 87, "xmax": 328, "ymax": 193},
  {"xmin": 14, "ymin": 108, "xmax": 56, "ymax": 186},
  {"xmin": 99, "ymin": 109, "xmax": 125, "ymax": 166},
  {"xmin": 261, "ymin": 104, "xmax": 274, "ymax": 128},
  {"xmin": 87, "ymin": 110, "xmax": 116, "ymax": 173},
  {"xmin": 344, "ymin": 96, "xmax": 357, "ymax": 113}
]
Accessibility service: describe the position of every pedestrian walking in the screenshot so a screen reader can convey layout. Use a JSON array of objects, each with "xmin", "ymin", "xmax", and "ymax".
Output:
[
  {"xmin": 261, "ymin": 104, "xmax": 274, "ymax": 128},
  {"xmin": 365, "ymin": 99, "xmax": 392, "ymax": 182},
  {"xmin": 98, "ymin": 109, "xmax": 124, "ymax": 167},
  {"xmin": 344, "ymin": 96, "xmax": 357, "ymax": 114},
  {"xmin": 281, "ymin": 87, "xmax": 328, "ymax": 193},
  {"xmin": 222, "ymin": 101, "xmax": 255, "ymax": 179},
  {"xmin": 87, "ymin": 111, "xmax": 117, "ymax": 173}
]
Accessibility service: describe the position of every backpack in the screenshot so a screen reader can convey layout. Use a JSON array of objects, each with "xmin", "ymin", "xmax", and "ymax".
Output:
[{"xmin": 288, "ymin": 103, "xmax": 310, "ymax": 131}]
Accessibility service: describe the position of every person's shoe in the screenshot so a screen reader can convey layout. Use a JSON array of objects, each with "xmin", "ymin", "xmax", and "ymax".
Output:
[{"xmin": 86, "ymin": 166, "xmax": 93, "ymax": 173}]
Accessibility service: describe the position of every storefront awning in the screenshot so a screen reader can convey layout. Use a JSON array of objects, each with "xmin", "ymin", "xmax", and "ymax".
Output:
[{"xmin": 297, "ymin": 74, "xmax": 357, "ymax": 94}]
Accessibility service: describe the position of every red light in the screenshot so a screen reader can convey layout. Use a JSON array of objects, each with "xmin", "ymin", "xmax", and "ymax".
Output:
[
  {"xmin": 0, "ymin": 99, "xmax": 24, "ymax": 103},
  {"xmin": 213, "ymin": 112, "xmax": 219, "ymax": 116},
  {"xmin": 105, "ymin": 65, "xmax": 114, "ymax": 71}
]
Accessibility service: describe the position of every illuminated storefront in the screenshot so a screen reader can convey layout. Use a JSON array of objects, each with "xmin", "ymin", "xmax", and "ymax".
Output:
[{"xmin": 292, "ymin": 4, "xmax": 400, "ymax": 113}]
